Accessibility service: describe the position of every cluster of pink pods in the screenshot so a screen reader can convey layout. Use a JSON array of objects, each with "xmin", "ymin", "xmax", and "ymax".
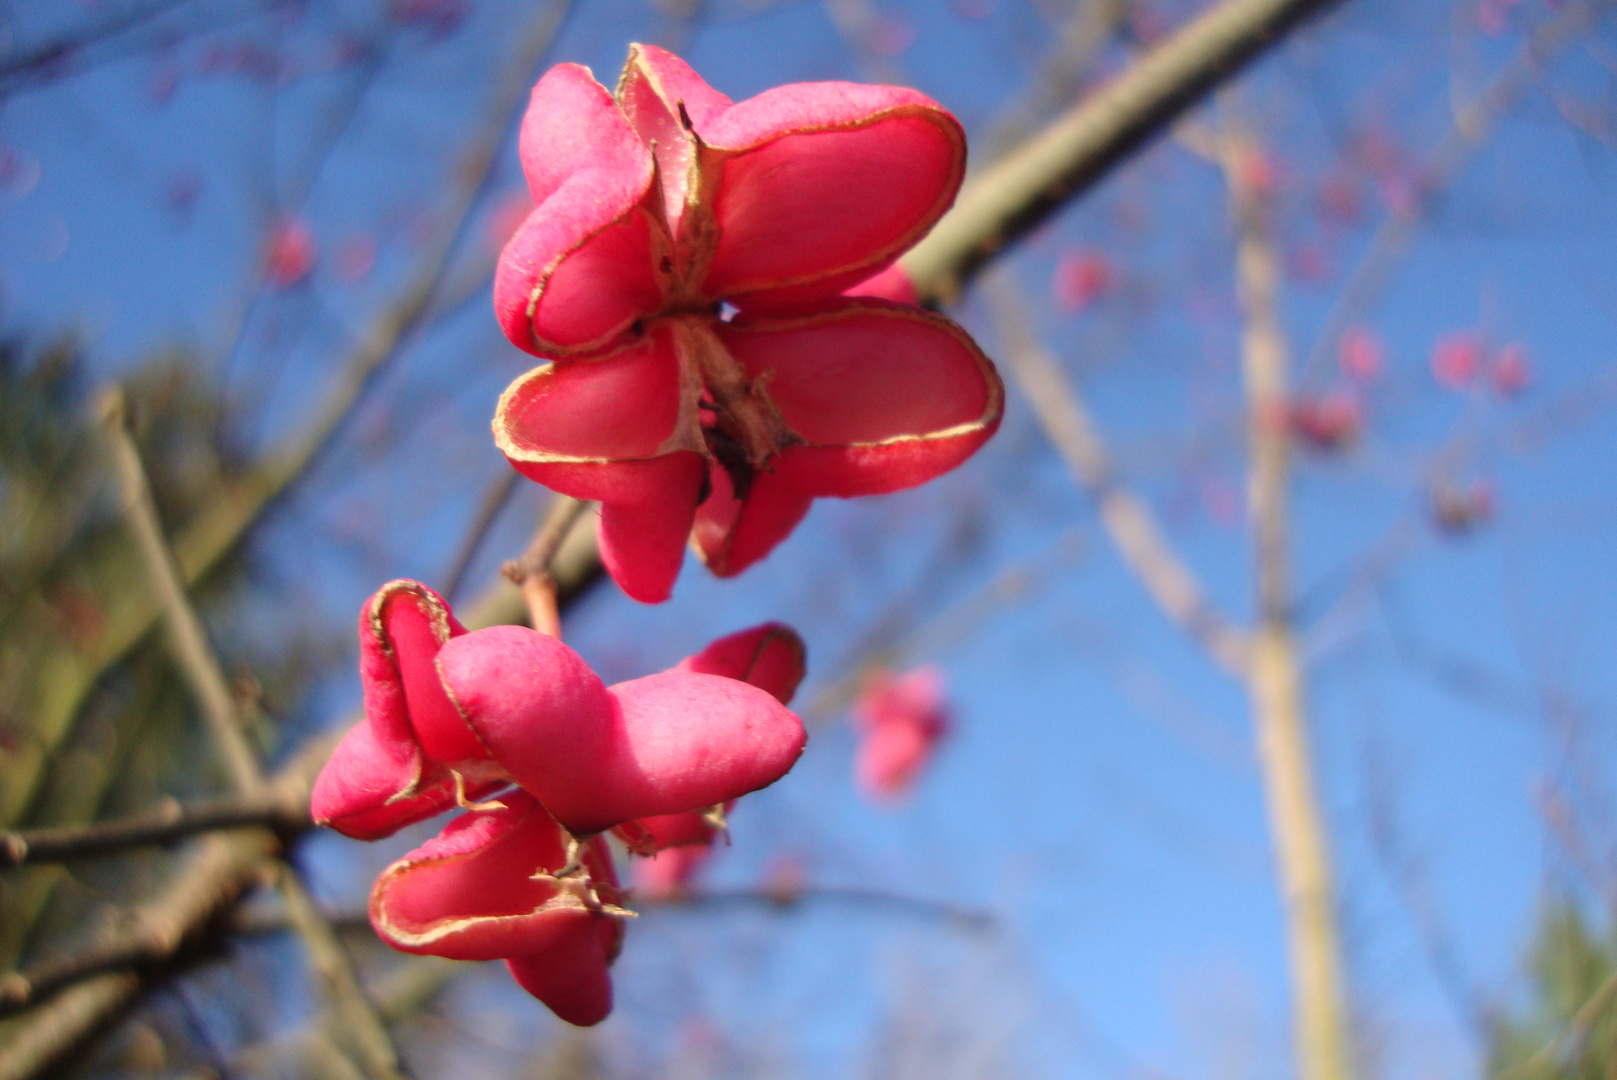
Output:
[
  {"xmin": 313, "ymin": 45, "xmax": 996, "ymax": 1028},
  {"xmin": 312, "ymin": 581, "xmax": 809, "ymax": 1024}
]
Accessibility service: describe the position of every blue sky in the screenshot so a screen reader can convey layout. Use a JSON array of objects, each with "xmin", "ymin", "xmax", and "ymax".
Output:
[{"xmin": 6, "ymin": 0, "xmax": 1617, "ymax": 1076}]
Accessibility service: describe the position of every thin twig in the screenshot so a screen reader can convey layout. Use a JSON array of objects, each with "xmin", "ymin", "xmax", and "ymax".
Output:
[
  {"xmin": 899, "ymin": 0, "xmax": 1344, "ymax": 302},
  {"xmin": 652, "ymin": 885, "xmax": 995, "ymax": 932},
  {"xmin": 503, "ymin": 495, "xmax": 590, "ymax": 634},
  {"xmin": 1223, "ymin": 122, "xmax": 1352, "ymax": 1080},
  {"xmin": 0, "ymin": 793, "xmax": 307, "ymax": 867},
  {"xmin": 440, "ymin": 471, "xmax": 521, "ymax": 602},
  {"xmin": 273, "ymin": 864, "xmax": 406, "ymax": 1080},
  {"xmin": 100, "ymin": 387, "xmax": 264, "ymax": 796},
  {"xmin": 981, "ymin": 270, "xmax": 1250, "ymax": 675},
  {"xmin": 803, "ymin": 528, "xmax": 1087, "ymax": 724}
]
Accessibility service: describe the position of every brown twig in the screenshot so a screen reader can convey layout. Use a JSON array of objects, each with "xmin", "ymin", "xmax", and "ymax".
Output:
[
  {"xmin": 503, "ymin": 495, "xmax": 590, "ymax": 635},
  {"xmin": 898, "ymin": 0, "xmax": 1344, "ymax": 303},
  {"xmin": 0, "ymin": 793, "xmax": 307, "ymax": 867},
  {"xmin": 100, "ymin": 388, "xmax": 266, "ymax": 796},
  {"xmin": 981, "ymin": 270, "xmax": 1251, "ymax": 675},
  {"xmin": 803, "ymin": 528, "xmax": 1086, "ymax": 725},
  {"xmin": 0, "ymin": 830, "xmax": 278, "ymax": 1021},
  {"xmin": 650, "ymin": 885, "xmax": 995, "ymax": 932},
  {"xmin": 1223, "ymin": 122, "xmax": 1352, "ymax": 1080}
]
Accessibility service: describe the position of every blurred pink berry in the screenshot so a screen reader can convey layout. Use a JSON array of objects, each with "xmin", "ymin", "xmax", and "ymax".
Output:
[
  {"xmin": 1053, "ymin": 249, "xmax": 1112, "ymax": 314},
  {"xmin": 870, "ymin": 13, "xmax": 917, "ymax": 57},
  {"xmin": 1319, "ymin": 172, "xmax": 1360, "ymax": 223},
  {"xmin": 1431, "ymin": 479, "xmax": 1495, "ymax": 535},
  {"xmin": 1432, "ymin": 332, "xmax": 1480, "ymax": 390},
  {"xmin": 1338, "ymin": 326, "xmax": 1383, "ymax": 383},
  {"xmin": 762, "ymin": 853, "xmax": 809, "ymax": 904},
  {"xmin": 266, "ymin": 217, "xmax": 316, "ymax": 288},
  {"xmin": 1478, "ymin": 0, "xmax": 1522, "ymax": 35},
  {"xmin": 1492, "ymin": 343, "xmax": 1531, "ymax": 396},
  {"xmin": 1288, "ymin": 242, "xmax": 1329, "ymax": 284},
  {"xmin": 1289, "ymin": 392, "xmax": 1363, "ymax": 451},
  {"xmin": 1236, "ymin": 148, "xmax": 1278, "ymax": 198},
  {"xmin": 853, "ymin": 666, "xmax": 950, "ymax": 802}
]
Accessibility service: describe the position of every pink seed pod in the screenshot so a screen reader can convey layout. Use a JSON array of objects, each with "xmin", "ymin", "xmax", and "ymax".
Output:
[
  {"xmin": 311, "ymin": 581, "xmax": 506, "ymax": 841},
  {"xmin": 313, "ymin": 589, "xmax": 810, "ymax": 842},
  {"xmin": 369, "ymin": 791, "xmax": 624, "ymax": 1026},
  {"xmin": 490, "ymin": 46, "xmax": 1002, "ymax": 602},
  {"xmin": 852, "ymin": 666, "xmax": 950, "ymax": 802},
  {"xmin": 614, "ymin": 622, "xmax": 807, "ymax": 854},
  {"xmin": 436, "ymin": 625, "xmax": 807, "ymax": 836}
]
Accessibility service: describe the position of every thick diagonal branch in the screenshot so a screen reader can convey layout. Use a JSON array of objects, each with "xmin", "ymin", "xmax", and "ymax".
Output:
[
  {"xmin": 900, "ymin": 0, "xmax": 1343, "ymax": 302},
  {"xmin": 982, "ymin": 270, "xmax": 1250, "ymax": 675}
]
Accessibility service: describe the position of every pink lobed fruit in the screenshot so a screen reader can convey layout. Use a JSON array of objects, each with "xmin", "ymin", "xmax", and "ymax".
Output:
[
  {"xmin": 490, "ymin": 46, "xmax": 1002, "ymax": 602},
  {"xmin": 369, "ymin": 791, "xmax": 624, "ymax": 1025},
  {"xmin": 313, "ymin": 586, "xmax": 809, "ymax": 841}
]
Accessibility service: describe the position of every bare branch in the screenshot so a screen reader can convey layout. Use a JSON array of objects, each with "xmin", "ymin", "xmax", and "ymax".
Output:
[
  {"xmin": 0, "ymin": 793, "xmax": 306, "ymax": 868},
  {"xmin": 0, "ymin": 830, "xmax": 277, "ymax": 1022},
  {"xmin": 441, "ymin": 471, "xmax": 521, "ymax": 602},
  {"xmin": 899, "ymin": 0, "xmax": 1344, "ymax": 302},
  {"xmin": 0, "ymin": 0, "xmax": 199, "ymax": 97},
  {"xmin": 503, "ymin": 496, "xmax": 592, "ymax": 635},
  {"xmin": 981, "ymin": 270, "xmax": 1250, "ymax": 675},
  {"xmin": 1491, "ymin": 966, "xmax": 1617, "ymax": 1080},
  {"xmin": 100, "ymin": 387, "xmax": 265, "ymax": 797},
  {"xmin": 1223, "ymin": 123, "xmax": 1352, "ymax": 1080}
]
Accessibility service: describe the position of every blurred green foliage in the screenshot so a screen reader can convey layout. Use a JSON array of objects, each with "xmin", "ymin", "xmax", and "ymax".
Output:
[{"xmin": 1487, "ymin": 900, "xmax": 1617, "ymax": 1080}]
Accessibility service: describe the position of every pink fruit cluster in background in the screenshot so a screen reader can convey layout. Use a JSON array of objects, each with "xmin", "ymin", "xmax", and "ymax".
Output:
[{"xmin": 489, "ymin": 45, "xmax": 1003, "ymax": 603}]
